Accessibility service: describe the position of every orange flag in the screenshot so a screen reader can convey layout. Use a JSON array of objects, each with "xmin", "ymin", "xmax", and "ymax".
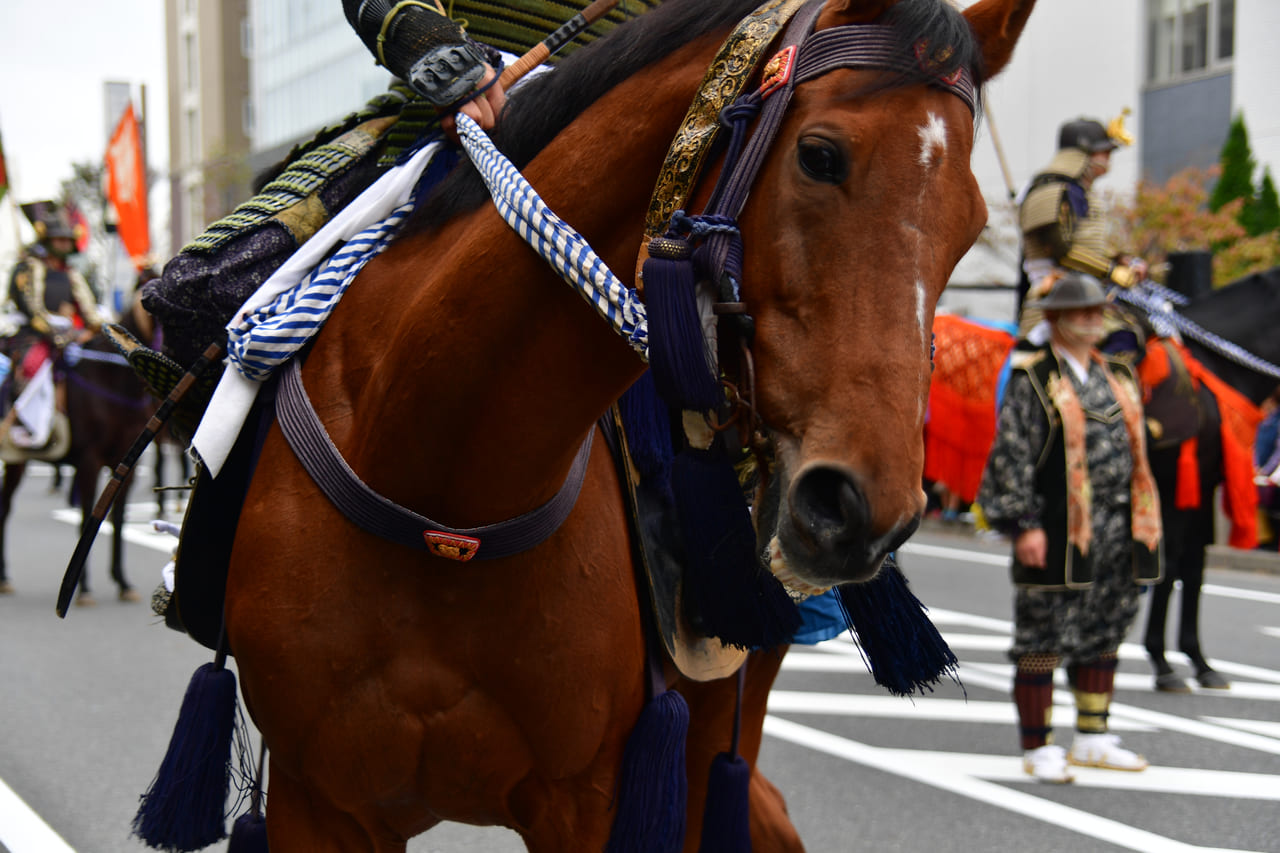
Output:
[{"xmin": 105, "ymin": 104, "xmax": 150, "ymax": 268}]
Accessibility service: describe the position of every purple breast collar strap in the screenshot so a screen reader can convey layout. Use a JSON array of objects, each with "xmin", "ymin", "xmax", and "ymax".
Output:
[{"xmin": 275, "ymin": 357, "xmax": 594, "ymax": 562}]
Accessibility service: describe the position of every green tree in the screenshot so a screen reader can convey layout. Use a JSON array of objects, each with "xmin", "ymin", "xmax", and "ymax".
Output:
[
  {"xmin": 1114, "ymin": 166, "xmax": 1280, "ymax": 287},
  {"xmin": 1210, "ymin": 113, "xmax": 1257, "ymax": 213},
  {"xmin": 1246, "ymin": 167, "xmax": 1280, "ymax": 236}
]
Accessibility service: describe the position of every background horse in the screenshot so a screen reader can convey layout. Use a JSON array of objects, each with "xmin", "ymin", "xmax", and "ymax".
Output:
[
  {"xmin": 1136, "ymin": 267, "xmax": 1280, "ymax": 689},
  {"xmin": 0, "ymin": 305, "xmax": 158, "ymax": 603},
  {"xmin": 214, "ymin": 1, "xmax": 1033, "ymax": 850}
]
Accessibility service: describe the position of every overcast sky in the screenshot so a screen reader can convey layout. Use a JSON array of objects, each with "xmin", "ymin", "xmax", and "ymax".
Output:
[{"xmin": 0, "ymin": 1, "xmax": 168, "ymax": 203}]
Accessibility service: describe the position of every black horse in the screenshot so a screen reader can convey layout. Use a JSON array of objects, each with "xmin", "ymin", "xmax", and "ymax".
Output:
[
  {"xmin": 0, "ymin": 307, "xmax": 158, "ymax": 603},
  {"xmin": 1134, "ymin": 267, "xmax": 1280, "ymax": 690}
]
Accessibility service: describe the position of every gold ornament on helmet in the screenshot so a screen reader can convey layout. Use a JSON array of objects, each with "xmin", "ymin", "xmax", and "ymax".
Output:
[{"xmin": 1107, "ymin": 108, "xmax": 1135, "ymax": 148}]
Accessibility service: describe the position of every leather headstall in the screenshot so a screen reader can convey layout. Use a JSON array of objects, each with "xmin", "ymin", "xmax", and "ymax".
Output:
[{"xmin": 639, "ymin": 0, "xmax": 978, "ymax": 457}]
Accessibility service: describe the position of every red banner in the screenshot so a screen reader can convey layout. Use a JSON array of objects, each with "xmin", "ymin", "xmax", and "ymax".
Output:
[{"xmin": 105, "ymin": 104, "xmax": 150, "ymax": 268}]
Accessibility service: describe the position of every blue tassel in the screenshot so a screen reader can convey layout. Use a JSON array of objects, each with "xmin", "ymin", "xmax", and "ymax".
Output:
[
  {"xmin": 834, "ymin": 555, "xmax": 958, "ymax": 697},
  {"xmin": 671, "ymin": 448, "xmax": 800, "ymax": 649},
  {"xmin": 228, "ymin": 810, "xmax": 269, "ymax": 852},
  {"xmin": 618, "ymin": 372, "xmax": 675, "ymax": 493},
  {"xmin": 643, "ymin": 239, "xmax": 721, "ymax": 412},
  {"xmin": 133, "ymin": 662, "xmax": 237, "ymax": 851},
  {"xmin": 698, "ymin": 751, "xmax": 752, "ymax": 853},
  {"xmin": 605, "ymin": 690, "xmax": 690, "ymax": 853}
]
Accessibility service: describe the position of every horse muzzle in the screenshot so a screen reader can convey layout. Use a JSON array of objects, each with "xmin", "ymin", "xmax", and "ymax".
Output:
[{"xmin": 767, "ymin": 462, "xmax": 920, "ymax": 589}]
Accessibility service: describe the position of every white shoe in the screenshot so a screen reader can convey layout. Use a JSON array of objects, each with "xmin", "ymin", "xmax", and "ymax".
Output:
[
  {"xmin": 1068, "ymin": 733, "xmax": 1149, "ymax": 771},
  {"xmin": 1023, "ymin": 744, "xmax": 1075, "ymax": 783}
]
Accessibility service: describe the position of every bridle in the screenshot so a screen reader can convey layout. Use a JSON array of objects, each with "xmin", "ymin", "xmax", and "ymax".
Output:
[{"xmin": 640, "ymin": 0, "xmax": 977, "ymax": 460}]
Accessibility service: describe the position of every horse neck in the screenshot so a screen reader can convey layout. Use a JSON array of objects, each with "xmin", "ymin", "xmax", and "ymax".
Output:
[{"xmin": 312, "ymin": 37, "xmax": 721, "ymax": 525}]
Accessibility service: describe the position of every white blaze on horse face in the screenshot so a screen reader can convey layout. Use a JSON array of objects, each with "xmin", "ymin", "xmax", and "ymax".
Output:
[
  {"xmin": 911, "ymin": 111, "xmax": 948, "ymax": 425},
  {"xmin": 917, "ymin": 111, "xmax": 948, "ymax": 167}
]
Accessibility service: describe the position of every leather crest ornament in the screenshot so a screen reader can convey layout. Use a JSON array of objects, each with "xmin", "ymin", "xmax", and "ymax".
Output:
[
  {"xmin": 424, "ymin": 531, "xmax": 482, "ymax": 561},
  {"xmin": 759, "ymin": 45, "xmax": 798, "ymax": 97}
]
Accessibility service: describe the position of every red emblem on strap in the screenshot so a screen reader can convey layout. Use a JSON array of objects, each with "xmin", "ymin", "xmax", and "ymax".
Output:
[
  {"xmin": 760, "ymin": 45, "xmax": 798, "ymax": 98},
  {"xmin": 424, "ymin": 531, "xmax": 481, "ymax": 562}
]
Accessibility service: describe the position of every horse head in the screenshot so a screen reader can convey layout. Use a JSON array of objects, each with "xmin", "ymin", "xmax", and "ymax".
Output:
[{"xmin": 736, "ymin": 0, "xmax": 1034, "ymax": 591}]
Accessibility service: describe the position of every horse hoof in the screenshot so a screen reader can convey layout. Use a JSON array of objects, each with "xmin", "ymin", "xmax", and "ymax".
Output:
[
  {"xmin": 118, "ymin": 588, "xmax": 141, "ymax": 603},
  {"xmin": 75, "ymin": 594, "xmax": 98, "ymax": 608},
  {"xmin": 1154, "ymin": 671, "xmax": 1191, "ymax": 693},
  {"xmin": 1196, "ymin": 669, "xmax": 1230, "ymax": 689},
  {"xmin": 0, "ymin": 580, "xmax": 13, "ymax": 595}
]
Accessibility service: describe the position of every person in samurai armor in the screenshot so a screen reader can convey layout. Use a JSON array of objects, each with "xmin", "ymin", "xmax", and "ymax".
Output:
[
  {"xmin": 977, "ymin": 273, "xmax": 1164, "ymax": 784},
  {"xmin": 1017, "ymin": 113, "xmax": 1147, "ymax": 343},
  {"xmin": 4, "ymin": 202, "xmax": 103, "ymax": 425},
  {"xmin": 139, "ymin": 0, "xmax": 658, "ymax": 399}
]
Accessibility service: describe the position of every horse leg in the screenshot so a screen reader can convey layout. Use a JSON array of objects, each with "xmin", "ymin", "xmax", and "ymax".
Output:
[
  {"xmin": 677, "ymin": 647, "xmax": 804, "ymax": 853},
  {"xmin": 1142, "ymin": 574, "xmax": 1175, "ymax": 677},
  {"xmin": 154, "ymin": 445, "xmax": 166, "ymax": 515},
  {"xmin": 1144, "ymin": 499, "xmax": 1185, "ymax": 683},
  {"xmin": 263, "ymin": 757, "xmax": 413, "ymax": 853},
  {"xmin": 108, "ymin": 472, "xmax": 138, "ymax": 601},
  {"xmin": 1175, "ymin": 508, "xmax": 1225, "ymax": 685},
  {"xmin": 0, "ymin": 462, "xmax": 26, "ymax": 592}
]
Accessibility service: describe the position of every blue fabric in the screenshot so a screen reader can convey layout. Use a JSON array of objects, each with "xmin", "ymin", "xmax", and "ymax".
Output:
[
  {"xmin": 790, "ymin": 589, "xmax": 848, "ymax": 645},
  {"xmin": 1257, "ymin": 408, "xmax": 1280, "ymax": 473}
]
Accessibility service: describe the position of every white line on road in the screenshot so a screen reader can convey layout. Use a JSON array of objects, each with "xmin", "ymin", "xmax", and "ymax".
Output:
[
  {"xmin": 0, "ymin": 776, "xmax": 76, "ymax": 853},
  {"xmin": 763, "ymin": 716, "xmax": 1267, "ymax": 853},
  {"xmin": 899, "ymin": 542, "xmax": 1280, "ymax": 607},
  {"xmin": 766, "ymin": 689, "xmax": 1157, "ymax": 731}
]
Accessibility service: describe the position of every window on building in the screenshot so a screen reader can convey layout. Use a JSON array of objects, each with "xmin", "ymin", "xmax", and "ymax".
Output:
[
  {"xmin": 185, "ymin": 108, "xmax": 200, "ymax": 164},
  {"xmin": 1147, "ymin": 0, "xmax": 1235, "ymax": 84},
  {"xmin": 183, "ymin": 32, "xmax": 198, "ymax": 92}
]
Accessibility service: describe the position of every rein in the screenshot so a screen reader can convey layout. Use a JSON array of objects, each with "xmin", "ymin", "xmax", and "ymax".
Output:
[{"xmin": 1113, "ymin": 280, "xmax": 1280, "ymax": 381}]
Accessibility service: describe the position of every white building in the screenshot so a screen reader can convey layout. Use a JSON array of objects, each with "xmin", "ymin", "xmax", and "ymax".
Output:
[{"xmin": 946, "ymin": 0, "xmax": 1279, "ymax": 323}]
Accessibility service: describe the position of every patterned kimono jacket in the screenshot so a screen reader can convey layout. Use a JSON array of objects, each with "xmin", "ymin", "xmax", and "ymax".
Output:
[{"xmin": 978, "ymin": 345, "xmax": 1161, "ymax": 590}]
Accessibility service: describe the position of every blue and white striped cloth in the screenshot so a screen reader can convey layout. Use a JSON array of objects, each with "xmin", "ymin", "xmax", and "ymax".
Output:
[
  {"xmin": 226, "ymin": 201, "xmax": 415, "ymax": 381},
  {"xmin": 453, "ymin": 113, "xmax": 648, "ymax": 357}
]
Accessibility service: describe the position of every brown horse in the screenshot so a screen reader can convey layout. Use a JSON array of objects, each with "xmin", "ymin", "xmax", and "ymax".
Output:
[
  {"xmin": 222, "ymin": 1, "xmax": 1034, "ymax": 849},
  {"xmin": 0, "ymin": 305, "xmax": 157, "ymax": 602}
]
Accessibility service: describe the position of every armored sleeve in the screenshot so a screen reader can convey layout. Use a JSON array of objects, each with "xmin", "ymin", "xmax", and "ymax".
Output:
[
  {"xmin": 343, "ymin": 0, "xmax": 493, "ymax": 110},
  {"xmin": 977, "ymin": 369, "xmax": 1050, "ymax": 534},
  {"xmin": 9, "ymin": 260, "xmax": 54, "ymax": 336},
  {"xmin": 69, "ymin": 270, "xmax": 104, "ymax": 331}
]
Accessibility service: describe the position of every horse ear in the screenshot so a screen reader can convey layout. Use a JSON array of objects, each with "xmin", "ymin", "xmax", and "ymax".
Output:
[
  {"xmin": 963, "ymin": 0, "xmax": 1037, "ymax": 78},
  {"xmin": 818, "ymin": 0, "xmax": 896, "ymax": 27}
]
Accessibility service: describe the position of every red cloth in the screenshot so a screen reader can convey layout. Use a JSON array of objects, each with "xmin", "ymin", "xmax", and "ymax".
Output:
[
  {"xmin": 20, "ymin": 340, "xmax": 52, "ymax": 380},
  {"xmin": 924, "ymin": 315, "xmax": 1015, "ymax": 504}
]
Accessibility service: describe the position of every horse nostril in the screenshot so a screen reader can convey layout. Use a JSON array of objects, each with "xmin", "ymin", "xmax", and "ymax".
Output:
[{"xmin": 790, "ymin": 466, "xmax": 868, "ymax": 549}]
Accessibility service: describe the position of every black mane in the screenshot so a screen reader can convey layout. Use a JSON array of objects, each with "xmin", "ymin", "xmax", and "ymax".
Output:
[{"xmin": 408, "ymin": 0, "xmax": 984, "ymax": 232}]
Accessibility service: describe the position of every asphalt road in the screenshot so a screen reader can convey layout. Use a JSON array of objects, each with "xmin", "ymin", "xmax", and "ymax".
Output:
[{"xmin": 1, "ymin": 458, "xmax": 1277, "ymax": 852}]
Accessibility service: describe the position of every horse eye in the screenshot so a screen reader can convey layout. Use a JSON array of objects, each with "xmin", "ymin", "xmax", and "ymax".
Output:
[{"xmin": 797, "ymin": 138, "xmax": 847, "ymax": 183}]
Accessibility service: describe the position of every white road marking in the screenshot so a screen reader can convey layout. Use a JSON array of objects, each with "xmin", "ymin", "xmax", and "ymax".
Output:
[
  {"xmin": 1202, "ymin": 716, "xmax": 1280, "ymax": 739},
  {"xmin": 0, "ymin": 776, "xmax": 76, "ymax": 853},
  {"xmin": 767, "ymin": 690, "xmax": 1156, "ymax": 731},
  {"xmin": 763, "ymin": 716, "xmax": 1267, "ymax": 853},
  {"xmin": 51, "ymin": 507, "xmax": 177, "ymax": 554}
]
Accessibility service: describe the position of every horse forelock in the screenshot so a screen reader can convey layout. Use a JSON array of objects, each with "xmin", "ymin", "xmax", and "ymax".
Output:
[{"xmin": 405, "ymin": 0, "xmax": 985, "ymax": 237}]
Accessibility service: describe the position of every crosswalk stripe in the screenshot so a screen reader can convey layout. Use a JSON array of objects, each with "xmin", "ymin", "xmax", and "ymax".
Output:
[
  {"xmin": 766, "ymin": 690, "xmax": 1156, "ymax": 730},
  {"xmin": 0, "ymin": 776, "xmax": 76, "ymax": 853},
  {"xmin": 763, "ymin": 716, "xmax": 1267, "ymax": 853}
]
